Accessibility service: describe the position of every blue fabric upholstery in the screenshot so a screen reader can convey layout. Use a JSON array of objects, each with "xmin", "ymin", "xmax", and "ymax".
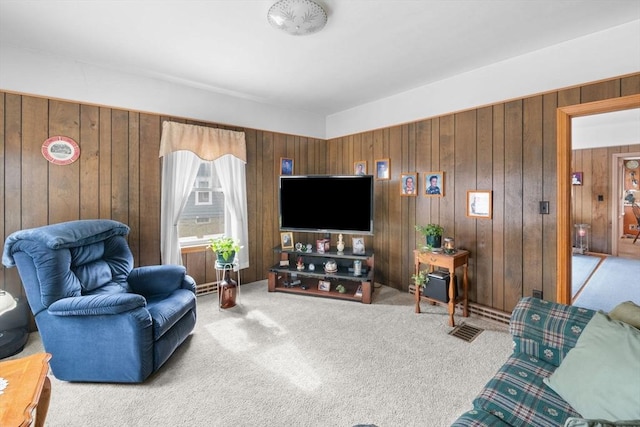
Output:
[{"xmin": 2, "ymin": 220, "xmax": 197, "ymax": 383}]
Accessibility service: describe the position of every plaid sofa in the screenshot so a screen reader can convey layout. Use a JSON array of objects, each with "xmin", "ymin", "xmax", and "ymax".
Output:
[{"xmin": 452, "ymin": 297, "xmax": 596, "ymax": 427}]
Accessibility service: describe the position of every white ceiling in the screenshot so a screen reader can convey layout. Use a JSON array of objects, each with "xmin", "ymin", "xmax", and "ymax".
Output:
[{"xmin": 1, "ymin": 0, "xmax": 639, "ymax": 119}]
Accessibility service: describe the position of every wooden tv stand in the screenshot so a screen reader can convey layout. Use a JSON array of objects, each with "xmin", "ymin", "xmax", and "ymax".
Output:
[{"xmin": 268, "ymin": 246, "xmax": 374, "ymax": 304}]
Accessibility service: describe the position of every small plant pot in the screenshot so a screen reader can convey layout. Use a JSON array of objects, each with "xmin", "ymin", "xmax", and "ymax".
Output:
[
  {"xmin": 426, "ymin": 235, "xmax": 442, "ymax": 248},
  {"xmin": 216, "ymin": 251, "xmax": 236, "ymax": 265}
]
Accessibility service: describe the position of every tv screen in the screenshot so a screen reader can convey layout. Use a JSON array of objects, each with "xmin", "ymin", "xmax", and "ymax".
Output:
[{"xmin": 279, "ymin": 175, "xmax": 374, "ymax": 235}]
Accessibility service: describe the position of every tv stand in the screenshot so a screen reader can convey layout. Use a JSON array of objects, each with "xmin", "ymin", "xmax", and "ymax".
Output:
[{"xmin": 268, "ymin": 246, "xmax": 374, "ymax": 304}]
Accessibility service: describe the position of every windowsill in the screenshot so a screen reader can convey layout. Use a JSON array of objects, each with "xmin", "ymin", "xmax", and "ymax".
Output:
[{"xmin": 180, "ymin": 244, "xmax": 209, "ymax": 254}]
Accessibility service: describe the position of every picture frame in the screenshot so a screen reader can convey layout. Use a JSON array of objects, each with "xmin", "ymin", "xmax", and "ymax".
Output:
[
  {"xmin": 318, "ymin": 280, "xmax": 331, "ymax": 292},
  {"xmin": 572, "ymin": 172, "xmax": 583, "ymax": 186},
  {"xmin": 375, "ymin": 158, "xmax": 390, "ymax": 180},
  {"xmin": 354, "ymin": 160, "xmax": 367, "ymax": 176},
  {"xmin": 280, "ymin": 231, "xmax": 294, "ymax": 250},
  {"xmin": 401, "ymin": 173, "xmax": 418, "ymax": 196},
  {"xmin": 424, "ymin": 171, "xmax": 444, "ymax": 197},
  {"xmin": 466, "ymin": 190, "xmax": 493, "ymax": 219},
  {"xmin": 280, "ymin": 157, "xmax": 293, "ymax": 175},
  {"xmin": 352, "ymin": 237, "xmax": 365, "ymax": 255}
]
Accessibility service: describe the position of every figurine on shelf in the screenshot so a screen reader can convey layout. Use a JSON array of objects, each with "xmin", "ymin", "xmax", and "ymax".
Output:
[
  {"xmin": 336, "ymin": 233, "xmax": 345, "ymax": 254},
  {"xmin": 296, "ymin": 256, "xmax": 305, "ymax": 271}
]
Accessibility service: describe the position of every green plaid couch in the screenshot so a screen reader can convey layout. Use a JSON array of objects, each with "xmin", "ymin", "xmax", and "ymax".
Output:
[{"xmin": 452, "ymin": 297, "xmax": 596, "ymax": 427}]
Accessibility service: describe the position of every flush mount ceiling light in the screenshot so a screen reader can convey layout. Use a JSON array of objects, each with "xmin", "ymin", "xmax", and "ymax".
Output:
[{"xmin": 267, "ymin": 0, "xmax": 327, "ymax": 36}]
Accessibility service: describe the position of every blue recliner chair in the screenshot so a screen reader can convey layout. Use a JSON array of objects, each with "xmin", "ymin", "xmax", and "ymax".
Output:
[{"xmin": 2, "ymin": 219, "xmax": 197, "ymax": 383}]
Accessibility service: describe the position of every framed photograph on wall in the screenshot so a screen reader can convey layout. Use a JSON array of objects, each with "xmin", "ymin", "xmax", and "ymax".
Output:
[
  {"xmin": 375, "ymin": 159, "xmax": 390, "ymax": 180},
  {"xmin": 280, "ymin": 157, "xmax": 293, "ymax": 175},
  {"xmin": 466, "ymin": 190, "xmax": 493, "ymax": 219},
  {"xmin": 280, "ymin": 231, "xmax": 294, "ymax": 250},
  {"xmin": 424, "ymin": 171, "xmax": 444, "ymax": 197},
  {"xmin": 572, "ymin": 172, "xmax": 583, "ymax": 186},
  {"xmin": 354, "ymin": 161, "xmax": 367, "ymax": 176},
  {"xmin": 401, "ymin": 173, "xmax": 418, "ymax": 196}
]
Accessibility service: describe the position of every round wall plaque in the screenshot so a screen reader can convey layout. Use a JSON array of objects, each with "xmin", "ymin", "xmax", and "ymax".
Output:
[{"xmin": 41, "ymin": 136, "xmax": 80, "ymax": 165}]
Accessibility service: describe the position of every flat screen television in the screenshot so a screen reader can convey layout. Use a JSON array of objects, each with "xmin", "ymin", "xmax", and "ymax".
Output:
[{"xmin": 279, "ymin": 175, "xmax": 374, "ymax": 235}]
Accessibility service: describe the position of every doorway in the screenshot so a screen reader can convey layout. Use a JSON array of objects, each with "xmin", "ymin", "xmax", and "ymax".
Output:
[
  {"xmin": 557, "ymin": 94, "xmax": 640, "ymax": 305},
  {"xmin": 615, "ymin": 154, "xmax": 640, "ymax": 259}
]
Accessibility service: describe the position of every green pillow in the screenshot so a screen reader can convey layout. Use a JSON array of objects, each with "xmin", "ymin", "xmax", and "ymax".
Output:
[
  {"xmin": 609, "ymin": 301, "xmax": 640, "ymax": 330},
  {"xmin": 564, "ymin": 418, "xmax": 640, "ymax": 427},
  {"xmin": 543, "ymin": 311, "xmax": 640, "ymax": 420}
]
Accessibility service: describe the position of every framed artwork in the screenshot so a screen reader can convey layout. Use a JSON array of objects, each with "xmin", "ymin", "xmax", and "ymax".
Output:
[
  {"xmin": 352, "ymin": 237, "xmax": 365, "ymax": 255},
  {"xmin": 318, "ymin": 280, "xmax": 331, "ymax": 292},
  {"xmin": 467, "ymin": 190, "xmax": 493, "ymax": 219},
  {"xmin": 280, "ymin": 231, "xmax": 294, "ymax": 250},
  {"xmin": 424, "ymin": 171, "xmax": 444, "ymax": 197},
  {"xmin": 572, "ymin": 172, "xmax": 583, "ymax": 186},
  {"xmin": 354, "ymin": 161, "xmax": 367, "ymax": 176},
  {"xmin": 280, "ymin": 157, "xmax": 293, "ymax": 175},
  {"xmin": 375, "ymin": 159, "xmax": 390, "ymax": 180},
  {"xmin": 401, "ymin": 173, "xmax": 418, "ymax": 196}
]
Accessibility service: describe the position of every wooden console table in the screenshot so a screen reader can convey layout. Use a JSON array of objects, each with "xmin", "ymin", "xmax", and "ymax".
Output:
[
  {"xmin": 0, "ymin": 352, "xmax": 52, "ymax": 427},
  {"xmin": 414, "ymin": 249, "xmax": 469, "ymax": 327}
]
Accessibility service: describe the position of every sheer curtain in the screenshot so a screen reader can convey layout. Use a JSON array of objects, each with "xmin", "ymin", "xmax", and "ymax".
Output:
[
  {"xmin": 159, "ymin": 121, "xmax": 248, "ymax": 268},
  {"xmin": 160, "ymin": 150, "xmax": 202, "ymax": 265},
  {"xmin": 214, "ymin": 154, "xmax": 249, "ymax": 270}
]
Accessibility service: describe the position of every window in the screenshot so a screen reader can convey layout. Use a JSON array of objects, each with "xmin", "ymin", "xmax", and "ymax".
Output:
[{"xmin": 178, "ymin": 162, "xmax": 225, "ymax": 247}]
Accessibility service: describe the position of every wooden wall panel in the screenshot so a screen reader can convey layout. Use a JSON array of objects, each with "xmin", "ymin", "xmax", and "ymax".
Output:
[{"xmin": 2, "ymin": 72, "xmax": 639, "ymax": 315}]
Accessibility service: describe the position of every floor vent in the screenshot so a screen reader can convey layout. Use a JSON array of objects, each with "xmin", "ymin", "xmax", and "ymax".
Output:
[{"xmin": 449, "ymin": 323, "xmax": 484, "ymax": 342}]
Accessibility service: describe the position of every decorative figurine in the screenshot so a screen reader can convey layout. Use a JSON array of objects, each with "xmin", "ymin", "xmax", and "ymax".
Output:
[
  {"xmin": 336, "ymin": 233, "xmax": 345, "ymax": 254},
  {"xmin": 306, "ymin": 244, "xmax": 313, "ymax": 253},
  {"xmin": 296, "ymin": 256, "xmax": 305, "ymax": 271}
]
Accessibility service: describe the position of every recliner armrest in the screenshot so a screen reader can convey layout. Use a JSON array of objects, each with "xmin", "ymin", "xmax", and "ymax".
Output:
[
  {"xmin": 128, "ymin": 265, "xmax": 195, "ymax": 297},
  {"xmin": 48, "ymin": 293, "xmax": 146, "ymax": 316}
]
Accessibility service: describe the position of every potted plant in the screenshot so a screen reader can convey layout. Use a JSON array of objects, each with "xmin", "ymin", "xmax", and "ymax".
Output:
[
  {"xmin": 415, "ymin": 223, "xmax": 444, "ymax": 249},
  {"xmin": 411, "ymin": 270, "xmax": 429, "ymax": 293},
  {"xmin": 207, "ymin": 236, "xmax": 241, "ymax": 263}
]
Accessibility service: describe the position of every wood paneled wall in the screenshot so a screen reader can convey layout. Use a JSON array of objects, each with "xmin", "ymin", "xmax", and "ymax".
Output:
[
  {"xmin": 2, "ymin": 72, "xmax": 639, "ymax": 314},
  {"xmin": 572, "ymin": 145, "xmax": 640, "ymax": 253},
  {"xmin": 327, "ymin": 73, "xmax": 640, "ymax": 312}
]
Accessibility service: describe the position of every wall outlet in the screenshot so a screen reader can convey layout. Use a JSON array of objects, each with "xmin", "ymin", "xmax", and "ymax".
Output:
[
  {"xmin": 539, "ymin": 201, "xmax": 550, "ymax": 214},
  {"xmin": 532, "ymin": 289, "xmax": 543, "ymax": 299}
]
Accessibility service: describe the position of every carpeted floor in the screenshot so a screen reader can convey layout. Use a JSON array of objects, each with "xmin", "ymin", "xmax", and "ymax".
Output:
[
  {"xmin": 9, "ymin": 281, "xmax": 511, "ymax": 427},
  {"xmin": 571, "ymin": 254, "xmax": 602, "ymax": 297},
  {"xmin": 573, "ymin": 256, "xmax": 640, "ymax": 312}
]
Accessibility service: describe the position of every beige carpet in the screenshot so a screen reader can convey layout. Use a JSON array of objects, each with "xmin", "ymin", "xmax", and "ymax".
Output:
[{"xmin": 12, "ymin": 280, "xmax": 512, "ymax": 426}]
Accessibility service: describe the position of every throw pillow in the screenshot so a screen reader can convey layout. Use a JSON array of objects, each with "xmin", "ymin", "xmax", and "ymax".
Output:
[
  {"xmin": 564, "ymin": 418, "xmax": 640, "ymax": 427},
  {"xmin": 609, "ymin": 301, "xmax": 640, "ymax": 330},
  {"xmin": 543, "ymin": 311, "xmax": 640, "ymax": 420}
]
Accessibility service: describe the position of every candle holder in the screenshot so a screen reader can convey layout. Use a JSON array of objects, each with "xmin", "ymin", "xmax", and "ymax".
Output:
[
  {"xmin": 574, "ymin": 224, "xmax": 590, "ymax": 254},
  {"xmin": 443, "ymin": 237, "xmax": 456, "ymax": 254}
]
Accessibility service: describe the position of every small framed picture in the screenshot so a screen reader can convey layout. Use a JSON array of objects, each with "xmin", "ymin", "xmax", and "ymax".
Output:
[
  {"xmin": 318, "ymin": 280, "xmax": 331, "ymax": 292},
  {"xmin": 354, "ymin": 161, "xmax": 367, "ymax": 176},
  {"xmin": 401, "ymin": 173, "xmax": 418, "ymax": 196},
  {"xmin": 280, "ymin": 157, "xmax": 293, "ymax": 175},
  {"xmin": 572, "ymin": 172, "xmax": 583, "ymax": 186},
  {"xmin": 375, "ymin": 158, "xmax": 390, "ymax": 180},
  {"xmin": 352, "ymin": 237, "xmax": 365, "ymax": 255},
  {"xmin": 424, "ymin": 171, "xmax": 444, "ymax": 197},
  {"xmin": 280, "ymin": 231, "xmax": 294, "ymax": 250},
  {"xmin": 467, "ymin": 190, "xmax": 493, "ymax": 219}
]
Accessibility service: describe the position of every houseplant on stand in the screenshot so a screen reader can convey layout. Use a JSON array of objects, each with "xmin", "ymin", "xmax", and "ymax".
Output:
[
  {"xmin": 207, "ymin": 236, "xmax": 241, "ymax": 309},
  {"xmin": 415, "ymin": 223, "xmax": 444, "ymax": 249},
  {"xmin": 208, "ymin": 236, "xmax": 241, "ymax": 265}
]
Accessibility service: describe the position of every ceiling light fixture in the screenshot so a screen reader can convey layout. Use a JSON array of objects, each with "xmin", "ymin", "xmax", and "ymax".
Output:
[{"xmin": 267, "ymin": 0, "xmax": 327, "ymax": 36}]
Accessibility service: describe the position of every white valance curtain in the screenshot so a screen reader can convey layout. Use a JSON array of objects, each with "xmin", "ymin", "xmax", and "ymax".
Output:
[{"xmin": 159, "ymin": 121, "xmax": 249, "ymax": 270}]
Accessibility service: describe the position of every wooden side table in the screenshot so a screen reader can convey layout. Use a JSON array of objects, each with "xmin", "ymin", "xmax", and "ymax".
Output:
[
  {"xmin": 414, "ymin": 249, "xmax": 470, "ymax": 327},
  {"xmin": 0, "ymin": 352, "xmax": 52, "ymax": 427}
]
